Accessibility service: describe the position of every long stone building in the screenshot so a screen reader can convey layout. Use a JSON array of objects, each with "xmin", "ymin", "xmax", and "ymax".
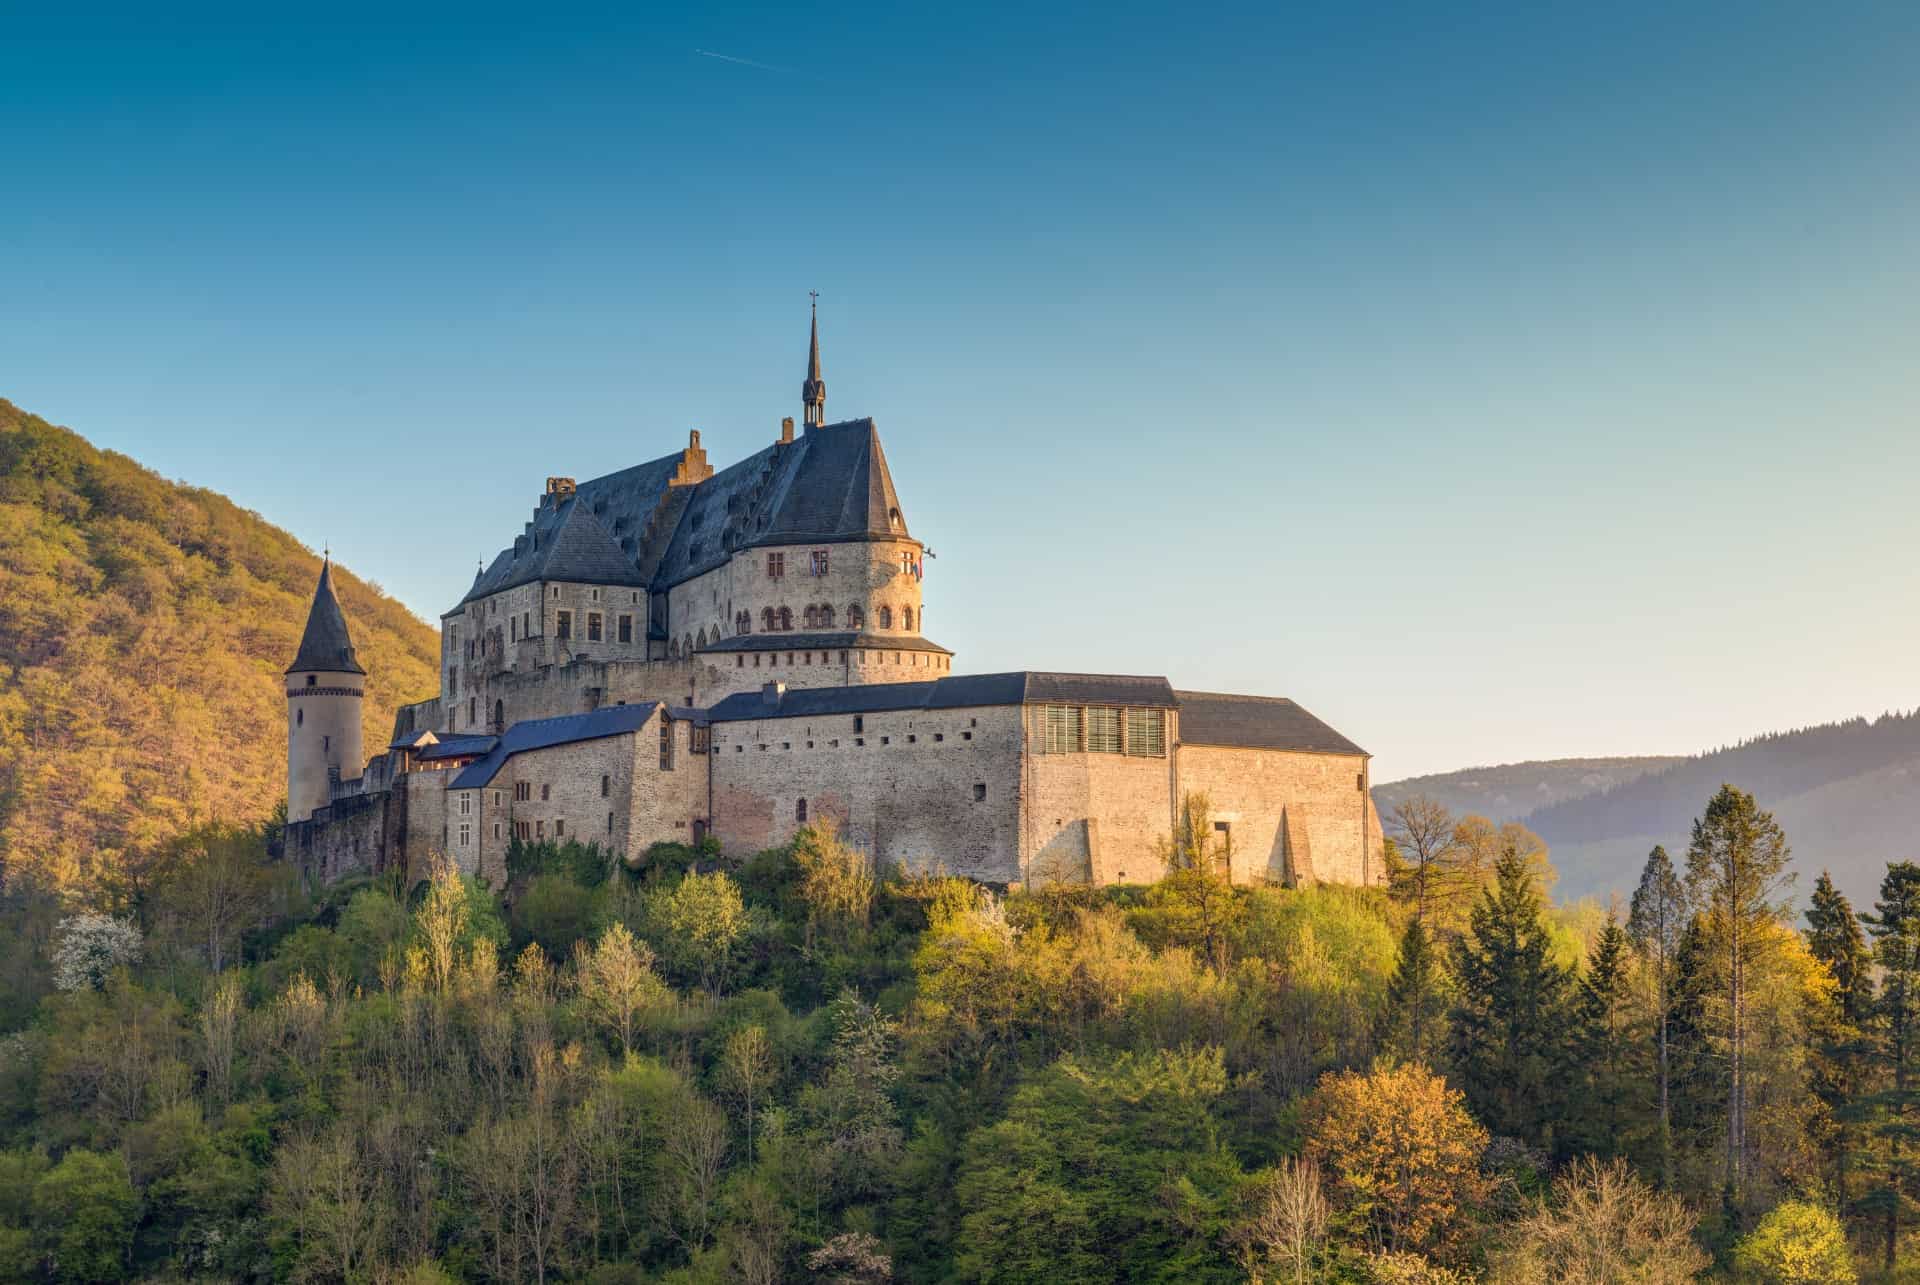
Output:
[{"xmin": 286, "ymin": 306, "xmax": 1383, "ymax": 889}]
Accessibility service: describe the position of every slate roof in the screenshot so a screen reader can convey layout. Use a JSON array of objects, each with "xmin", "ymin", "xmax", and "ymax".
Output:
[
  {"xmin": 287, "ymin": 562, "xmax": 365, "ymax": 674},
  {"xmin": 458, "ymin": 418, "xmax": 911, "ymax": 609},
  {"xmin": 417, "ymin": 734, "xmax": 498, "ymax": 762},
  {"xmin": 450, "ymin": 703, "xmax": 660, "ymax": 789},
  {"xmin": 704, "ymin": 671, "xmax": 1176, "ymax": 722},
  {"xmin": 697, "ymin": 631, "xmax": 952, "ymax": 655},
  {"xmin": 1172, "ymin": 690, "xmax": 1367, "ymax": 756}
]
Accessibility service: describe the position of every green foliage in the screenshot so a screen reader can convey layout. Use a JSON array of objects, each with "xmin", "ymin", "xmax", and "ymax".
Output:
[
  {"xmin": 32, "ymin": 1148, "xmax": 138, "ymax": 1281},
  {"xmin": 1733, "ymin": 1199, "xmax": 1856, "ymax": 1283}
]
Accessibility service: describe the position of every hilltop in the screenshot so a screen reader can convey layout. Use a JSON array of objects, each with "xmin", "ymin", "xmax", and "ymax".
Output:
[
  {"xmin": 0, "ymin": 398, "xmax": 439, "ymax": 897},
  {"xmin": 1377, "ymin": 714, "xmax": 1920, "ymax": 904}
]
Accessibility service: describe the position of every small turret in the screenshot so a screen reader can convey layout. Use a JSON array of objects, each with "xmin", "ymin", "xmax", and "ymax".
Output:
[
  {"xmin": 285, "ymin": 558, "xmax": 366, "ymax": 823},
  {"xmin": 802, "ymin": 292, "xmax": 826, "ymax": 428}
]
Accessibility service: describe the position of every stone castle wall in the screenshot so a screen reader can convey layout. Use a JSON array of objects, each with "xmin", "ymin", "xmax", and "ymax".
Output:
[{"xmin": 1176, "ymin": 744, "xmax": 1378, "ymax": 886}]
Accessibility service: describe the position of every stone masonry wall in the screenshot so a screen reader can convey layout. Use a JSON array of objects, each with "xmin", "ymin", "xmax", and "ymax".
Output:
[
  {"xmin": 1175, "ymin": 744, "xmax": 1379, "ymax": 887},
  {"xmin": 708, "ymin": 703, "xmax": 1022, "ymax": 881},
  {"xmin": 1024, "ymin": 734, "xmax": 1178, "ymax": 886},
  {"xmin": 669, "ymin": 537, "xmax": 927, "ymax": 655}
]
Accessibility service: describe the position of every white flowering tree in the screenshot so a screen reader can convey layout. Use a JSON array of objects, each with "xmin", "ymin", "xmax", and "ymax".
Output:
[{"xmin": 51, "ymin": 913, "xmax": 144, "ymax": 991}]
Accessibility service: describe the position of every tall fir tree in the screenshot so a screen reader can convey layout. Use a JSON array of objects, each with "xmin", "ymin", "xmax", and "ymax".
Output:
[
  {"xmin": 1569, "ymin": 915, "xmax": 1645, "ymax": 1159},
  {"xmin": 1380, "ymin": 916, "xmax": 1448, "ymax": 1068},
  {"xmin": 1448, "ymin": 842, "xmax": 1573, "ymax": 1148},
  {"xmin": 1804, "ymin": 870, "xmax": 1877, "ymax": 1215},
  {"xmin": 1684, "ymin": 784, "xmax": 1791, "ymax": 1214},
  {"xmin": 1628, "ymin": 845, "xmax": 1687, "ymax": 1187},
  {"xmin": 1863, "ymin": 861, "xmax": 1920, "ymax": 1270}
]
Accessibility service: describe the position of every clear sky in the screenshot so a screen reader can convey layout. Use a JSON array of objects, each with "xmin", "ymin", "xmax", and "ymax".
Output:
[{"xmin": 5, "ymin": 1, "xmax": 1918, "ymax": 783}]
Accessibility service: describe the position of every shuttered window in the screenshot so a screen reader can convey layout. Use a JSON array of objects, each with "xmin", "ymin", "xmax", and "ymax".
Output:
[
  {"xmin": 1125, "ymin": 708, "xmax": 1166, "ymax": 757},
  {"xmin": 1086, "ymin": 707, "xmax": 1121, "ymax": 754},
  {"xmin": 1039, "ymin": 704, "xmax": 1083, "ymax": 754}
]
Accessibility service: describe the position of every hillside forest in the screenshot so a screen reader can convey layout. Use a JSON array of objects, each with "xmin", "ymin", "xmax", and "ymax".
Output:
[
  {"xmin": 0, "ymin": 780, "xmax": 1911, "ymax": 1283},
  {"xmin": 0, "ymin": 399, "xmax": 440, "ymax": 895}
]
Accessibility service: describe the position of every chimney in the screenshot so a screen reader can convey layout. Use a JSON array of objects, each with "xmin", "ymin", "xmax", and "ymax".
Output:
[
  {"xmin": 761, "ymin": 680, "xmax": 786, "ymax": 707},
  {"xmin": 780, "ymin": 417, "xmax": 795, "ymax": 445}
]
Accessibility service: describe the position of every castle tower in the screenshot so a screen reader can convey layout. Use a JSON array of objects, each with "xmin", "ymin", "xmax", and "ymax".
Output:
[
  {"xmin": 802, "ymin": 292, "xmax": 826, "ymax": 428},
  {"xmin": 285, "ymin": 558, "xmax": 365, "ymax": 822}
]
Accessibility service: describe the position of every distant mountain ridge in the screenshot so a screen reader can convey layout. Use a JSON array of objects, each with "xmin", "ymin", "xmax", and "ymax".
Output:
[
  {"xmin": 1376, "ymin": 713, "xmax": 1920, "ymax": 904},
  {"xmin": 1372, "ymin": 757, "xmax": 1684, "ymax": 827},
  {"xmin": 0, "ymin": 398, "xmax": 440, "ymax": 896}
]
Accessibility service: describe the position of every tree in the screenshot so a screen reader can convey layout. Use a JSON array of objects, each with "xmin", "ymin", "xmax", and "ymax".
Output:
[
  {"xmin": 1487, "ymin": 1155, "xmax": 1707, "ymax": 1283},
  {"xmin": 1569, "ymin": 916, "xmax": 1644, "ymax": 1158},
  {"xmin": 1448, "ymin": 842, "xmax": 1573, "ymax": 1146},
  {"xmin": 720, "ymin": 1023, "xmax": 773, "ymax": 1164},
  {"xmin": 1229, "ymin": 1157, "xmax": 1329, "ymax": 1285},
  {"xmin": 574, "ymin": 922, "xmax": 668, "ymax": 1057},
  {"xmin": 1628, "ymin": 845, "xmax": 1687, "ymax": 1186},
  {"xmin": 1136, "ymin": 794, "xmax": 1243, "ymax": 972},
  {"xmin": 1387, "ymin": 795, "xmax": 1459, "ymax": 924},
  {"xmin": 31, "ymin": 1148, "xmax": 138, "ymax": 1281},
  {"xmin": 1804, "ymin": 871, "xmax": 1875, "ymax": 1212},
  {"xmin": 1301, "ymin": 1061, "xmax": 1491, "ymax": 1260},
  {"xmin": 1730, "ymin": 1199, "xmax": 1855, "ymax": 1284},
  {"xmin": 647, "ymin": 870, "xmax": 747, "ymax": 993},
  {"xmin": 1379, "ymin": 917, "xmax": 1447, "ymax": 1068},
  {"xmin": 49, "ymin": 914, "xmax": 142, "ymax": 991},
  {"xmin": 791, "ymin": 820, "xmax": 875, "ymax": 951},
  {"xmin": 1862, "ymin": 860, "xmax": 1920, "ymax": 1268},
  {"xmin": 1684, "ymin": 783, "xmax": 1792, "ymax": 1210},
  {"xmin": 153, "ymin": 821, "xmax": 278, "ymax": 973}
]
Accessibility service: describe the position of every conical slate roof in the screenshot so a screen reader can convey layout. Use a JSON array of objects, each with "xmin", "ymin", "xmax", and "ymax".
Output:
[{"xmin": 286, "ymin": 561, "xmax": 365, "ymax": 675}]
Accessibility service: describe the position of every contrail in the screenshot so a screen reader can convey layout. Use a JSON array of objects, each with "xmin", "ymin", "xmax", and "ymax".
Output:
[{"xmin": 694, "ymin": 49, "xmax": 792, "ymax": 74}]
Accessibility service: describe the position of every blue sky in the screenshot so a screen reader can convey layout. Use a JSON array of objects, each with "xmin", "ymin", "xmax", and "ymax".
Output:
[{"xmin": 5, "ymin": 1, "xmax": 1918, "ymax": 782}]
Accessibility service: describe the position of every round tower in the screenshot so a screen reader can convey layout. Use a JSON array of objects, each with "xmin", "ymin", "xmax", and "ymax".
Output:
[{"xmin": 286, "ymin": 559, "xmax": 365, "ymax": 822}]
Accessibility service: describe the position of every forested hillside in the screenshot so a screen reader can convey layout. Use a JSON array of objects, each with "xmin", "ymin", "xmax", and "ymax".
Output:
[
  {"xmin": 1373, "ymin": 756, "xmax": 1683, "ymax": 824},
  {"xmin": 0, "ymin": 399, "xmax": 439, "ymax": 897}
]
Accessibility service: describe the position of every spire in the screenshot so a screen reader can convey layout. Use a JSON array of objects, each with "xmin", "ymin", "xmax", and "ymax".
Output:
[
  {"xmin": 285, "ymin": 558, "xmax": 365, "ymax": 674},
  {"xmin": 802, "ymin": 291, "xmax": 826, "ymax": 428}
]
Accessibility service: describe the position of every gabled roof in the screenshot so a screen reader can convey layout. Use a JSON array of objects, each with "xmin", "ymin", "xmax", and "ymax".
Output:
[
  {"xmin": 1173, "ymin": 690, "xmax": 1367, "ymax": 756},
  {"xmin": 703, "ymin": 671, "xmax": 1177, "ymax": 722},
  {"xmin": 450, "ymin": 703, "xmax": 661, "ymax": 789},
  {"xmin": 417, "ymin": 734, "xmax": 498, "ymax": 762},
  {"xmin": 457, "ymin": 418, "xmax": 913, "ymax": 610},
  {"xmin": 286, "ymin": 562, "xmax": 365, "ymax": 675}
]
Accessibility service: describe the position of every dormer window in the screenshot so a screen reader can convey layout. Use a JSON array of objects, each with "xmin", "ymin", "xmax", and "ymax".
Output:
[{"xmin": 888, "ymin": 508, "xmax": 901, "ymax": 531}]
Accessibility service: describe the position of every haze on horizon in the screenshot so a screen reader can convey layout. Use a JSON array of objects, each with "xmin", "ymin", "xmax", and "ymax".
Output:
[{"xmin": 4, "ymin": 1, "xmax": 1917, "ymax": 784}]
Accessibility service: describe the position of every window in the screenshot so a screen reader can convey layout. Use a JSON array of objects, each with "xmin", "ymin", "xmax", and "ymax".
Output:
[
  {"xmin": 541, "ymin": 783, "xmax": 550, "ymax": 801},
  {"xmin": 762, "ymin": 607, "xmax": 775, "ymax": 631},
  {"xmin": 458, "ymin": 793, "xmax": 472, "ymax": 816},
  {"xmin": 847, "ymin": 605, "xmax": 863, "ymax": 629},
  {"xmin": 556, "ymin": 611, "xmax": 572, "ymax": 640},
  {"xmin": 536, "ymin": 820, "xmax": 545, "ymax": 839},
  {"xmin": 697, "ymin": 628, "xmax": 707, "ymax": 648},
  {"xmin": 296, "ymin": 708, "xmax": 303, "ymax": 727},
  {"xmin": 767, "ymin": 552, "xmax": 785, "ymax": 579},
  {"xmin": 323, "ymin": 735, "xmax": 330, "ymax": 753},
  {"xmin": 853, "ymin": 715, "xmax": 864, "ymax": 733},
  {"xmin": 660, "ymin": 718, "xmax": 674, "ymax": 770},
  {"xmin": 306, "ymin": 674, "xmax": 316, "ymax": 687},
  {"xmin": 619, "ymin": 614, "xmax": 633, "ymax": 643},
  {"xmin": 587, "ymin": 612, "xmax": 602, "ymax": 641},
  {"xmin": 811, "ymin": 549, "xmax": 829, "ymax": 576},
  {"xmin": 778, "ymin": 607, "xmax": 792, "ymax": 631},
  {"xmin": 1125, "ymin": 708, "xmax": 1167, "ymax": 757},
  {"xmin": 522, "ymin": 610, "xmax": 530, "ymax": 637},
  {"xmin": 601, "ymin": 774, "xmax": 610, "ymax": 797},
  {"xmin": 974, "ymin": 783, "xmax": 987, "ymax": 802},
  {"xmin": 510, "ymin": 617, "xmax": 517, "ymax": 642},
  {"xmin": 1087, "ymin": 707, "xmax": 1122, "ymax": 754},
  {"xmin": 803, "ymin": 605, "xmax": 819, "ymax": 628},
  {"xmin": 736, "ymin": 610, "xmax": 751, "ymax": 635},
  {"xmin": 1039, "ymin": 704, "xmax": 1083, "ymax": 754},
  {"xmin": 468, "ymin": 697, "xmax": 476, "ymax": 725},
  {"xmin": 556, "ymin": 819, "xmax": 565, "ymax": 837},
  {"xmin": 492, "ymin": 791, "xmax": 502, "ymax": 806},
  {"xmin": 459, "ymin": 822, "xmax": 471, "ymax": 846},
  {"xmin": 903, "ymin": 607, "xmax": 914, "ymax": 631},
  {"xmin": 796, "ymin": 798, "xmax": 808, "ymax": 822},
  {"xmin": 516, "ymin": 781, "xmax": 531, "ymax": 801},
  {"xmin": 494, "ymin": 822, "xmax": 501, "ymax": 839},
  {"xmin": 691, "ymin": 726, "xmax": 710, "ymax": 753},
  {"xmin": 878, "ymin": 606, "xmax": 892, "ymax": 629},
  {"xmin": 608, "ymin": 812, "xmax": 614, "ymax": 834}
]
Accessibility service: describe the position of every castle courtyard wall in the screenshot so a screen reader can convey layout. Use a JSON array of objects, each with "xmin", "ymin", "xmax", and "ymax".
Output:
[{"xmin": 1175, "ymin": 744, "xmax": 1379, "ymax": 886}]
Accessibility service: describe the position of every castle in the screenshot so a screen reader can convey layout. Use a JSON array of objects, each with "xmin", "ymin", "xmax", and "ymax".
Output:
[{"xmin": 285, "ymin": 306, "xmax": 1384, "ymax": 890}]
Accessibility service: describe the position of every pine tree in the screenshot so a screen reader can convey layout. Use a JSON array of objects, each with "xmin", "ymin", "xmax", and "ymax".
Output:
[
  {"xmin": 1627, "ymin": 845, "xmax": 1686, "ymax": 1187},
  {"xmin": 1863, "ymin": 861, "xmax": 1920, "ymax": 1270},
  {"xmin": 1569, "ymin": 916, "xmax": 1644, "ymax": 1159},
  {"xmin": 1448, "ymin": 841, "xmax": 1573, "ymax": 1147},
  {"xmin": 1380, "ymin": 917, "xmax": 1447, "ymax": 1068},
  {"xmin": 1804, "ymin": 871, "xmax": 1876, "ymax": 1214},
  {"xmin": 1683, "ymin": 784, "xmax": 1791, "ymax": 1214}
]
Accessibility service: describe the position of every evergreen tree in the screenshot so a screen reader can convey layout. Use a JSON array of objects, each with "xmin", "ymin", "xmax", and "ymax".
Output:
[
  {"xmin": 1448, "ymin": 842, "xmax": 1573, "ymax": 1147},
  {"xmin": 1683, "ymin": 784, "xmax": 1791, "ymax": 1214},
  {"xmin": 1569, "ymin": 916, "xmax": 1644, "ymax": 1159},
  {"xmin": 1627, "ymin": 845, "xmax": 1686, "ymax": 1187},
  {"xmin": 1804, "ymin": 870, "xmax": 1877, "ymax": 1214},
  {"xmin": 1380, "ymin": 917, "xmax": 1447, "ymax": 1068},
  {"xmin": 1863, "ymin": 861, "xmax": 1920, "ymax": 1270}
]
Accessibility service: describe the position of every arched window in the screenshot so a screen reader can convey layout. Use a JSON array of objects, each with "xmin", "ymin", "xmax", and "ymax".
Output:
[
  {"xmin": 820, "ymin": 604, "xmax": 834, "ymax": 628},
  {"xmin": 796, "ymin": 798, "xmax": 808, "ymax": 823},
  {"xmin": 803, "ymin": 605, "xmax": 818, "ymax": 628},
  {"xmin": 878, "ymin": 606, "xmax": 892, "ymax": 630},
  {"xmin": 847, "ymin": 604, "xmax": 863, "ymax": 629},
  {"xmin": 737, "ymin": 610, "xmax": 751, "ymax": 635},
  {"xmin": 669, "ymin": 638, "xmax": 679, "ymax": 659},
  {"xmin": 493, "ymin": 699, "xmax": 503, "ymax": 733},
  {"xmin": 468, "ymin": 697, "xmax": 477, "ymax": 725},
  {"xmin": 684, "ymin": 633, "xmax": 694, "ymax": 657},
  {"xmin": 902, "ymin": 607, "xmax": 914, "ymax": 631},
  {"xmin": 697, "ymin": 628, "xmax": 707, "ymax": 648},
  {"xmin": 762, "ymin": 607, "xmax": 776, "ymax": 632},
  {"xmin": 778, "ymin": 606, "xmax": 793, "ymax": 631}
]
